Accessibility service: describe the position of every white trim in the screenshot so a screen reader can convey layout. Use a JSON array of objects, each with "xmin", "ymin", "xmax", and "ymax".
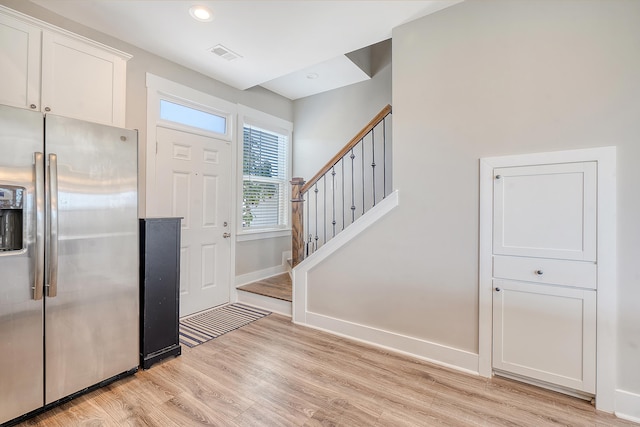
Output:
[
  {"xmin": 0, "ymin": 5, "xmax": 131, "ymax": 60},
  {"xmin": 234, "ymin": 265, "xmax": 289, "ymax": 288},
  {"xmin": 297, "ymin": 312, "xmax": 478, "ymax": 374},
  {"xmin": 236, "ymin": 228, "xmax": 291, "ymax": 242},
  {"xmin": 478, "ymin": 146, "xmax": 617, "ymax": 412},
  {"xmin": 236, "ymin": 104, "xmax": 293, "ymax": 237},
  {"xmin": 615, "ymin": 389, "xmax": 640, "ymax": 423},
  {"xmin": 293, "ymin": 191, "xmax": 398, "ymax": 323},
  {"xmin": 236, "ymin": 291, "xmax": 292, "ymax": 317},
  {"xmin": 292, "ymin": 190, "xmax": 400, "ymax": 339},
  {"xmin": 293, "ymin": 190, "xmax": 399, "ymax": 278}
]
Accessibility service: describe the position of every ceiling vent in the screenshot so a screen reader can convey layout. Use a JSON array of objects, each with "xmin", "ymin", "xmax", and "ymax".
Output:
[{"xmin": 210, "ymin": 44, "xmax": 241, "ymax": 61}]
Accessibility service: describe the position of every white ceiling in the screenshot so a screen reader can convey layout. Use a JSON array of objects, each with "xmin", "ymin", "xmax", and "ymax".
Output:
[{"xmin": 29, "ymin": 0, "xmax": 459, "ymax": 100}]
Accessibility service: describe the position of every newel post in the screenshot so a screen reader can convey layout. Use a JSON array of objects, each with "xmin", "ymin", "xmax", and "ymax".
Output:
[{"xmin": 291, "ymin": 177, "xmax": 306, "ymax": 267}]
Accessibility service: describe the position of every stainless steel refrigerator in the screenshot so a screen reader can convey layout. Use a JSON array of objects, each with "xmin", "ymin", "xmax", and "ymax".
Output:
[{"xmin": 0, "ymin": 103, "xmax": 139, "ymax": 425}]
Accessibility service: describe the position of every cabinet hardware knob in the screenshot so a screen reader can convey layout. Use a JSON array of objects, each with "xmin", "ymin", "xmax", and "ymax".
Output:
[
  {"xmin": 44, "ymin": 107, "xmax": 51, "ymax": 112},
  {"xmin": 223, "ymin": 232, "xmax": 231, "ymax": 238},
  {"xmin": 495, "ymin": 287, "xmax": 501, "ymax": 292},
  {"xmin": 30, "ymin": 104, "xmax": 37, "ymax": 109},
  {"xmin": 495, "ymin": 175, "xmax": 501, "ymax": 179},
  {"xmin": 535, "ymin": 270, "xmax": 544, "ymax": 275}
]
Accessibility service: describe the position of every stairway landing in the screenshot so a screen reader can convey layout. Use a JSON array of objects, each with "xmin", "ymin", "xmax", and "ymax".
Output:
[
  {"xmin": 236, "ymin": 273, "xmax": 292, "ymax": 316},
  {"xmin": 237, "ymin": 273, "xmax": 292, "ymax": 301}
]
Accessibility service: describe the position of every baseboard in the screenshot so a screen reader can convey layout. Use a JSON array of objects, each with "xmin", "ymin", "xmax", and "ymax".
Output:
[
  {"xmin": 297, "ymin": 311, "xmax": 479, "ymax": 375},
  {"xmin": 615, "ymin": 389, "xmax": 640, "ymax": 423},
  {"xmin": 235, "ymin": 263, "xmax": 288, "ymax": 287},
  {"xmin": 236, "ymin": 289, "xmax": 291, "ymax": 316}
]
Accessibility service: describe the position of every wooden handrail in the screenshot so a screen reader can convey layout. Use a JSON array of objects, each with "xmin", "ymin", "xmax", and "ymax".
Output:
[{"xmin": 300, "ymin": 104, "xmax": 392, "ymax": 194}]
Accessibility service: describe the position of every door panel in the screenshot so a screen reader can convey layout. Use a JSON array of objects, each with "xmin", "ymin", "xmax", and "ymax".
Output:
[
  {"xmin": 493, "ymin": 279, "xmax": 596, "ymax": 393},
  {"xmin": 493, "ymin": 162, "xmax": 596, "ymax": 261},
  {"xmin": 0, "ymin": 105, "xmax": 44, "ymax": 424},
  {"xmin": 155, "ymin": 126, "xmax": 230, "ymax": 316},
  {"xmin": 44, "ymin": 114, "xmax": 138, "ymax": 404}
]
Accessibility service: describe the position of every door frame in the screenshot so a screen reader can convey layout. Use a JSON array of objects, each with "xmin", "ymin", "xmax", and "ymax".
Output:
[
  {"xmin": 145, "ymin": 73, "xmax": 237, "ymax": 311},
  {"xmin": 478, "ymin": 146, "xmax": 616, "ymax": 412}
]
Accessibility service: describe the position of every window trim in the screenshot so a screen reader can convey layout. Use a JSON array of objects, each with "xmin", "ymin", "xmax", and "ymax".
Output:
[{"xmin": 237, "ymin": 104, "xmax": 292, "ymax": 239}]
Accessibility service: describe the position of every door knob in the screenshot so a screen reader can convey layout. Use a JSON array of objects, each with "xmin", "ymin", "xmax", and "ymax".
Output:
[{"xmin": 223, "ymin": 232, "xmax": 231, "ymax": 238}]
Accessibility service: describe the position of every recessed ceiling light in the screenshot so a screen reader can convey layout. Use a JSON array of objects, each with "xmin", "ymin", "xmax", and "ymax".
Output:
[
  {"xmin": 189, "ymin": 5, "xmax": 213, "ymax": 22},
  {"xmin": 306, "ymin": 73, "xmax": 319, "ymax": 80}
]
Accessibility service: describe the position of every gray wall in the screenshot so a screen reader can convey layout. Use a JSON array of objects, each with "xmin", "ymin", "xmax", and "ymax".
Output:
[
  {"xmin": 302, "ymin": 0, "xmax": 640, "ymax": 396},
  {"xmin": 1, "ymin": 0, "xmax": 293, "ymax": 278},
  {"xmin": 293, "ymin": 62, "xmax": 392, "ymax": 180}
]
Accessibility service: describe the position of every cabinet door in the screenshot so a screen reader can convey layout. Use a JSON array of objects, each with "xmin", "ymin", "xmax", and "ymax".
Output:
[
  {"xmin": 492, "ymin": 279, "xmax": 596, "ymax": 393},
  {"xmin": 493, "ymin": 162, "xmax": 596, "ymax": 261},
  {"xmin": 0, "ymin": 13, "xmax": 41, "ymax": 110},
  {"xmin": 41, "ymin": 32, "xmax": 126, "ymax": 126}
]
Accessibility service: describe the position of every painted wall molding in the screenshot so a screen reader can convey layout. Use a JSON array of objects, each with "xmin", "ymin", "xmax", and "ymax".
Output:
[
  {"xmin": 615, "ymin": 389, "xmax": 640, "ymax": 423},
  {"xmin": 299, "ymin": 312, "xmax": 479, "ymax": 374}
]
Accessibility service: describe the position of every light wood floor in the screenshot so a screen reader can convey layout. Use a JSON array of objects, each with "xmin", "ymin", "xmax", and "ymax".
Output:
[
  {"xmin": 236, "ymin": 273, "xmax": 292, "ymax": 302},
  {"xmin": 18, "ymin": 313, "xmax": 637, "ymax": 427}
]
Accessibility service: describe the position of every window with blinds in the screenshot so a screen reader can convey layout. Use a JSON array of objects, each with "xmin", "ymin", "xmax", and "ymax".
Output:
[{"xmin": 242, "ymin": 124, "xmax": 289, "ymax": 230}]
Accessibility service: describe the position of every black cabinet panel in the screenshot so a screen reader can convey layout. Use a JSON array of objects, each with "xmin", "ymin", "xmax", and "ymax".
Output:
[{"xmin": 139, "ymin": 218, "xmax": 182, "ymax": 369}]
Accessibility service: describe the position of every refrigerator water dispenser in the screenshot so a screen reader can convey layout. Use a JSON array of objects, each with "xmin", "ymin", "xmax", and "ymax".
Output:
[{"xmin": 0, "ymin": 185, "xmax": 24, "ymax": 251}]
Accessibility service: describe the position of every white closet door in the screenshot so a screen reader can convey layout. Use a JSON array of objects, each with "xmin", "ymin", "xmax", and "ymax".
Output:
[
  {"xmin": 492, "ymin": 160, "xmax": 598, "ymax": 396},
  {"xmin": 493, "ymin": 162, "xmax": 596, "ymax": 261},
  {"xmin": 493, "ymin": 279, "xmax": 596, "ymax": 393}
]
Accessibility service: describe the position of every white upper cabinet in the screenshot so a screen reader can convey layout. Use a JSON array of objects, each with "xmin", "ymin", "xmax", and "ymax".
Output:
[
  {"xmin": 0, "ymin": 6, "xmax": 130, "ymax": 127},
  {"xmin": 0, "ymin": 13, "xmax": 41, "ymax": 111},
  {"xmin": 41, "ymin": 32, "xmax": 127, "ymax": 126}
]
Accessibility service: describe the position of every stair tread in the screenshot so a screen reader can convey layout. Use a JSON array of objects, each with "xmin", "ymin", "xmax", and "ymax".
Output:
[{"xmin": 237, "ymin": 273, "xmax": 292, "ymax": 302}]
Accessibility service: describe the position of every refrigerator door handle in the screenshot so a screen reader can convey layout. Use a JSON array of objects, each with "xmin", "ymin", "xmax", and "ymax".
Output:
[
  {"xmin": 33, "ymin": 152, "xmax": 45, "ymax": 300},
  {"xmin": 47, "ymin": 153, "xmax": 59, "ymax": 297}
]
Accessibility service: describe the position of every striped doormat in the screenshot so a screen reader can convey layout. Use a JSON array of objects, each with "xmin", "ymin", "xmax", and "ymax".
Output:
[{"xmin": 179, "ymin": 303, "xmax": 271, "ymax": 348}]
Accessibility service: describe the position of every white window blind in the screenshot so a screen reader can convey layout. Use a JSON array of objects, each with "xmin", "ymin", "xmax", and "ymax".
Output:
[{"xmin": 242, "ymin": 124, "xmax": 289, "ymax": 230}]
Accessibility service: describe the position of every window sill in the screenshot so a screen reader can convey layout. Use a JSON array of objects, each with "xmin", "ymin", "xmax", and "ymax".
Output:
[{"xmin": 236, "ymin": 228, "xmax": 291, "ymax": 242}]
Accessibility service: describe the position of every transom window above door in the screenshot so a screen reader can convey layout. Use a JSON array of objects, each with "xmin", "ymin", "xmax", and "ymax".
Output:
[{"xmin": 160, "ymin": 99, "xmax": 228, "ymax": 136}]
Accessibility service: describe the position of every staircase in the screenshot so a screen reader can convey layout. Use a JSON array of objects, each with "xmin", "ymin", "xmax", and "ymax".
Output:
[
  {"xmin": 291, "ymin": 104, "xmax": 392, "ymax": 266},
  {"xmin": 235, "ymin": 105, "xmax": 392, "ymax": 317}
]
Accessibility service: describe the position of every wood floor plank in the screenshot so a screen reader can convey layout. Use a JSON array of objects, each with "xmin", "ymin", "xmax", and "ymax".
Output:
[{"xmin": 14, "ymin": 313, "xmax": 638, "ymax": 427}]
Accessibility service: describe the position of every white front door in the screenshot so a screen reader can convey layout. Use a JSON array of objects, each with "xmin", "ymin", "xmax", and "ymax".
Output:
[
  {"xmin": 491, "ymin": 161, "xmax": 597, "ymax": 395},
  {"xmin": 155, "ymin": 126, "xmax": 231, "ymax": 316}
]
